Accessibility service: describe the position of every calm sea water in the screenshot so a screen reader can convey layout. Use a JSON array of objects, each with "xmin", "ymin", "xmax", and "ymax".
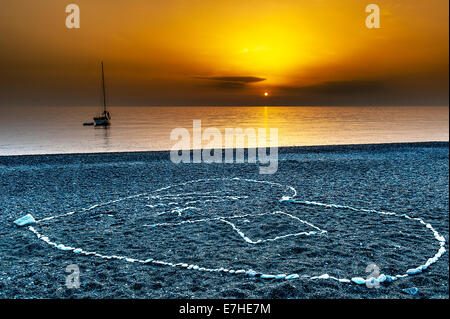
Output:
[{"xmin": 0, "ymin": 106, "xmax": 448, "ymax": 156}]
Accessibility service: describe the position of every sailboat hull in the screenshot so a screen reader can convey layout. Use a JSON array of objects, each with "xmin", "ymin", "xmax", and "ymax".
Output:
[{"xmin": 93, "ymin": 117, "xmax": 110, "ymax": 126}]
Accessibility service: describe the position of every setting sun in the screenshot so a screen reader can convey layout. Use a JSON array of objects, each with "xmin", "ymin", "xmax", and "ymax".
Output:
[{"xmin": 264, "ymin": 92, "xmax": 269, "ymax": 97}]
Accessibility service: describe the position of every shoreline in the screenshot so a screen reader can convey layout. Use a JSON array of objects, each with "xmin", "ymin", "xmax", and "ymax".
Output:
[{"xmin": 0, "ymin": 141, "xmax": 448, "ymax": 161}]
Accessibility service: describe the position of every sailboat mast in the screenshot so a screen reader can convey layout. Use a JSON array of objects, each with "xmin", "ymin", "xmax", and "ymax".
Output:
[{"xmin": 101, "ymin": 61, "xmax": 106, "ymax": 113}]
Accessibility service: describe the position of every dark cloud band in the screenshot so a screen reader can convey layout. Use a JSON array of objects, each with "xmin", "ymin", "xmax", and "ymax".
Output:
[{"xmin": 196, "ymin": 76, "xmax": 266, "ymax": 83}]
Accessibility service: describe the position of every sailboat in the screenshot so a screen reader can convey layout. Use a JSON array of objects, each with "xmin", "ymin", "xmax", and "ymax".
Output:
[{"xmin": 93, "ymin": 61, "xmax": 111, "ymax": 126}]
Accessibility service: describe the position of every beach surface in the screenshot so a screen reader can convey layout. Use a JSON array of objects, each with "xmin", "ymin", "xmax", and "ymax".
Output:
[{"xmin": 0, "ymin": 142, "xmax": 448, "ymax": 299}]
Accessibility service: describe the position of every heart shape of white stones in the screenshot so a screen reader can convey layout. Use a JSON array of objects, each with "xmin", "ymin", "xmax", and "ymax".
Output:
[{"xmin": 19, "ymin": 177, "xmax": 446, "ymax": 286}]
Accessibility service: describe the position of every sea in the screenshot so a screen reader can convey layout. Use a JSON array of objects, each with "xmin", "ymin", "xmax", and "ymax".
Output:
[{"xmin": 0, "ymin": 106, "xmax": 448, "ymax": 156}]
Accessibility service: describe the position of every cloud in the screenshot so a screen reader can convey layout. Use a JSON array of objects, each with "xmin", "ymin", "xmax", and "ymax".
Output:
[
  {"xmin": 196, "ymin": 76, "xmax": 266, "ymax": 83},
  {"xmin": 267, "ymin": 79, "xmax": 395, "ymax": 106},
  {"xmin": 281, "ymin": 80, "xmax": 386, "ymax": 95},
  {"xmin": 193, "ymin": 76, "xmax": 266, "ymax": 90}
]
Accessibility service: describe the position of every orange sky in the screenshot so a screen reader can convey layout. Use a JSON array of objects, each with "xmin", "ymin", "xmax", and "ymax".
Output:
[{"xmin": 0, "ymin": 0, "xmax": 448, "ymax": 106}]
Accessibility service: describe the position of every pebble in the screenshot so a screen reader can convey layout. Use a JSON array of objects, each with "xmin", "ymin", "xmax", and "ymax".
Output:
[
  {"xmin": 378, "ymin": 274, "xmax": 387, "ymax": 283},
  {"xmin": 402, "ymin": 287, "xmax": 419, "ymax": 296},
  {"xmin": 338, "ymin": 278, "xmax": 351, "ymax": 283},
  {"xmin": 351, "ymin": 277, "xmax": 366, "ymax": 285},
  {"xmin": 246, "ymin": 270, "xmax": 258, "ymax": 277},
  {"xmin": 407, "ymin": 268, "xmax": 422, "ymax": 275},
  {"xmin": 14, "ymin": 214, "xmax": 36, "ymax": 227}
]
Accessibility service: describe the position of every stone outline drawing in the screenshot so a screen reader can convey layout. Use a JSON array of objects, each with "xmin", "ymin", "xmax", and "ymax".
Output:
[{"xmin": 15, "ymin": 177, "xmax": 446, "ymax": 286}]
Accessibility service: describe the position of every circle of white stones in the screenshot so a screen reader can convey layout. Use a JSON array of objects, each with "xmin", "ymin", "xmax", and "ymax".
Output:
[{"xmin": 26, "ymin": 177, "xmax": 446, "ymax": 285}]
